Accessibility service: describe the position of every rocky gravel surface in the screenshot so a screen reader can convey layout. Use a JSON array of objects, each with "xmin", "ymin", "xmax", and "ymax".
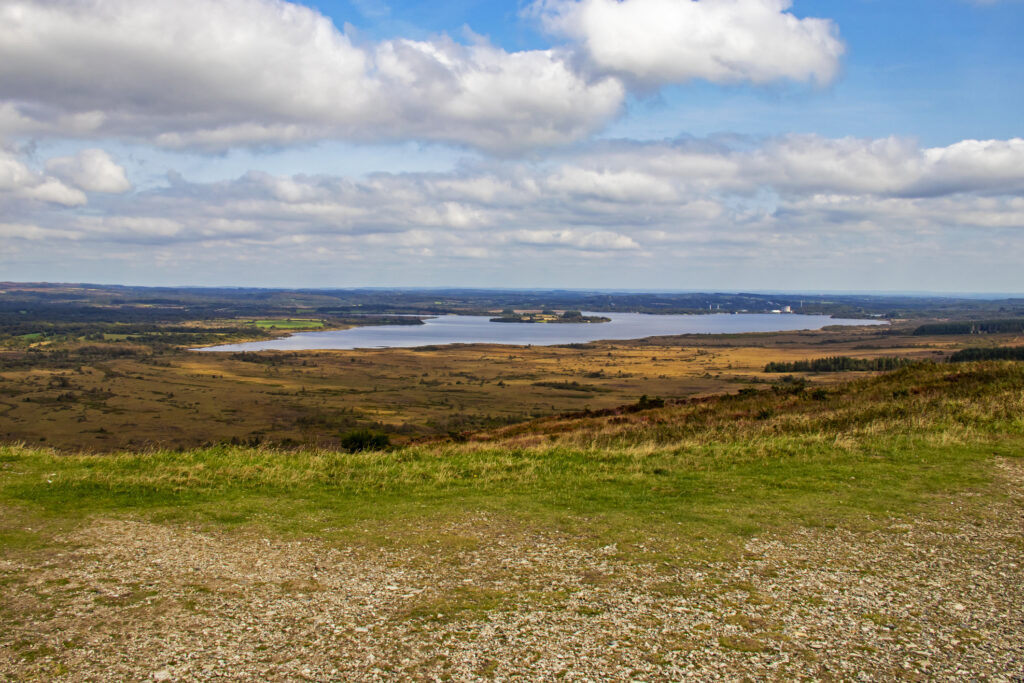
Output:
[{"xmin": 2, "ymin": 460, "xmax": 1022, "ymax": 682}]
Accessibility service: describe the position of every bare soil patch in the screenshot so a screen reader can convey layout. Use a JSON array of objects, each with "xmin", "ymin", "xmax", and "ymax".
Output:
[{"xmin": 2, "ymin": 460, "xmax": 1021, "ymax": 681}]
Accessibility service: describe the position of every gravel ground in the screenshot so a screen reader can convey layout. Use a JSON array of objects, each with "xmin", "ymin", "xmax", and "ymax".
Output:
[{"xmin": 2, "ymin": 460, "xmax": 1022, "ymax": 682}]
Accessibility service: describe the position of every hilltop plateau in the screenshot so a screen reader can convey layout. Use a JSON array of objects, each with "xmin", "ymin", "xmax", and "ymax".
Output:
[{"xmin": 1, "ymin": 362, "xmax": 1022, "ymax": 680}]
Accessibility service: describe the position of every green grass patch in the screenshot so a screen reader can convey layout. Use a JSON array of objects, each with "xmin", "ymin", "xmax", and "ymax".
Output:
[
  {"xmin": 245, "ymin": 319, "xmax": 325, "ymax": 330},
  {"xmin": 0, "ymin": 434, "xmax": 1014, "ymax": 557},
  {"xmin": 718, "ymin": 634, "xmax": 768, "ymax": 653},
  {"xmin": 404, "ymin": 587, "xmax": 513, "ymax": 623},
  {"xmin": 0, "ymin": 362, "xmax": 1020, "ymax": 558}
]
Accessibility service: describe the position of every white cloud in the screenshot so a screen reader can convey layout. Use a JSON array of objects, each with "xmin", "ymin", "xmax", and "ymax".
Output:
[
  {"xmin": 0, "ymin": 0, "xmax": 849, "ymax": 152},
  {"xmin": 0, "ymin": 221, "xmax": 80, "ymax": 240},
  {"xmin": 0, "ymin": 151, "xmax": 37, "ymax": 191},
  {"xmin": 544, "ymin": 167, "xmax": 677, "ymax": 202},
  {"xmin": 508, "ymin": 228, "xmax": 640, "ymax": 249},
  {"xmin": 919, "ymin": 138, "xmax": 1024, "ymax": 195},
  {"xmin": 748, "ymin": 135, "xmax": 1024, "ymax": 197},
  {"xmin": 102, "ymin": 217, "xmax": 182, "ymax": 238},
  {"xmin": 775, "ymin": 195, "xmax": 1024, "ymax": 250},
  {"xmin": 19, "ymin": 178, "xmax": 88, "ymax": 206},
  {"xmin": 530, "ymin": 0, "xmax": 843, "ymax": 86},
  {"xmin": 0, "ymin": 0, "xmax": 623, "ymax": 152},
  {"xmin": 0, "ymin": 149, "xmax": 86, "ymax": 205},
  {"xmin": 751, "ymin": 135, "xmax": 925, "ymax": 195},
  {"xmin": 46, "ymin": 149, "xmax": 132, "ymax": 193},
  {"xmin": 3, "ymin": 134, "xmax": 1022, "ymax": 288}
]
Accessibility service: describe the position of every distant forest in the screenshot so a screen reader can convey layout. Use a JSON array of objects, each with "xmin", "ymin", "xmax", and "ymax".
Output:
[
  {"xmin": 948, "ymin": 346, "xmax": 1024, "ymax": 362},
  {"xmin": 913, "ymin": 319, "xmax": 1024, "ymax": 335},
  {"xmin": 764, "ymin": 356, "xmax": 917, "ymax": 373},
  {"xmin": 3, "ymin": 282, "xmax": 1024, "ymax": 326}
]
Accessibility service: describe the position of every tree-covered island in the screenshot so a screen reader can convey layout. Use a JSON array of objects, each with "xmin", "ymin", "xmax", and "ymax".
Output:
[{"xmin": 490, "ymin": 309, "xmax": 611, "ymax": 324}]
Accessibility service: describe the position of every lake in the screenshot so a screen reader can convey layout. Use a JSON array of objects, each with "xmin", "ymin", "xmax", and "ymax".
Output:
[{"xmin": 199, "ymin": 313, "xmax": 885, "ymax": 352}]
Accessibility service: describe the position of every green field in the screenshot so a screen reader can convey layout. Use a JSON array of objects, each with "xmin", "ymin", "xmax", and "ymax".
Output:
[
  {"xmin": 3, "ymin": 361, "xmax": 1020, "ymax": 556},
  {"xmin": 245, "ymin": 318, "xmax": 325, "ymax": 330}
]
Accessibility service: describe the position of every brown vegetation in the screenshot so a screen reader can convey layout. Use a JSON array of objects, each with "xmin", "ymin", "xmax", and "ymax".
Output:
[{"xmin": 1, "ymin": 323, "xmax": 1019, "ymax": 451}]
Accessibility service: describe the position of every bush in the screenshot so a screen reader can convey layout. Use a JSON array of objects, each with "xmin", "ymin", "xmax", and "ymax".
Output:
[
  {"xmin": 773, "ymin": 375, "xmax": 807, "ymax": 395},
  {"xmin": 636, "ymin": 394, "xmax": 665, "ymax": 409},
  {"xmin": 339, "ymin": 429, "xmax": 390, "ymax": 453}
]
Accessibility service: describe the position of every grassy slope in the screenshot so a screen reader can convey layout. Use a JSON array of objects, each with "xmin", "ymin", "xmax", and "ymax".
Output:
[{"xmin": 1, "ymin": 362, "xmax": 1022, "ymax": 559}]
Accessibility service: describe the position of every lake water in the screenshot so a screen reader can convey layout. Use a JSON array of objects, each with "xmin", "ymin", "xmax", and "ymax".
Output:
[{"xmin": 199, "ymin": 313, "xmax": 885, "ymax": 352}]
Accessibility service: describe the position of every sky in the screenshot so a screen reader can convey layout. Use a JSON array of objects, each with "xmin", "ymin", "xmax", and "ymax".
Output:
[{"xmin": 1, "ymin": 0, "xmax": 1022, "ymax": 292}]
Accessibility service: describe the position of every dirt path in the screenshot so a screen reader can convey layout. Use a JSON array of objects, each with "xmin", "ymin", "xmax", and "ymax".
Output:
[{"xmin": 2, "ymin": 460, "xmax": 1022, "ymax": 681}]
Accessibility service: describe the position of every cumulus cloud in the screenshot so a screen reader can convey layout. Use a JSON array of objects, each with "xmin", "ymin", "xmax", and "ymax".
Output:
[
  {"xmin": 4, "ymin": 135, "xmax": 1022, "ymax": 266},
  {"xmin": 747, "ymin": 136, "xmax": 1024, "ymax": 197},
  {"xmin": 508, "ymin": 228, "xmax": 640, "ymax": 249},
  {"xmin": 529, "ymin": 0, "xmax": 843, "ymax": 86},
  {"xmin": 45, "ymin": 149, "xmax": 132, "ymax": 193},
  {"xmin": 544, "ymin": 167, "xmax": 677, "ymax": 202},
  {"xmin": 0, "ymin": 0, "xmax": 623, "ymax": 152},
  {"xmin": 0, "ymin": 221, "xmax": 81, "ymax": 240},
  {"xmin": 0, "ymin": 0, "xmax": 847, "ymax": 152},
  {"xmin": 0, "ymin": 149, "xmax": 86, "ymax": 205}
]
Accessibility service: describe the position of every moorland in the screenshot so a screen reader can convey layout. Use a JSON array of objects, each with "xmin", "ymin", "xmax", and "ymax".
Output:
[
  {"xmin": 1, "ymin": 282, "xmax": 1022, "ymax": 680},
  {"xmin": 2, "ymin": 282, "xmax": 1022, "ymax": 452}
]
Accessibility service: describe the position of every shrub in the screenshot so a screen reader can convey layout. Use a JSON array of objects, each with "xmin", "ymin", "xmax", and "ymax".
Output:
[
  {"xmin": 636, "ymin": 394, "xmax": 665, "ymax": 410},
  {"xmin": 339, "ymin": 429, "xmax": 390, "ymax": 453}
]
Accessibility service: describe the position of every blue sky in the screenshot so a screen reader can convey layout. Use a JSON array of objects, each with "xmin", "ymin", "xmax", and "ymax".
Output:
[{"xmin": 1, "ymin": 0, "xmax": 1022, "ymax": 292}]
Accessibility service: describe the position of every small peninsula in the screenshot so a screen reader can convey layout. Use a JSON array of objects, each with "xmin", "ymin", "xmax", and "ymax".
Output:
[{"xmin": 489, "ymin": 309, "xmax": 611, "ymax": 324}]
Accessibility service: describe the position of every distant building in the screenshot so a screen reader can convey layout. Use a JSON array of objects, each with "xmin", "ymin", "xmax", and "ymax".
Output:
[{"xmin": 782, "ymin": 305, "xmax": 793, "ymax": 313}]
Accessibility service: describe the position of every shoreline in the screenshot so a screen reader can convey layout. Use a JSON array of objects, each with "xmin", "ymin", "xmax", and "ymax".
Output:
[{"xmin": 194, "ymin": 313, "xmax": 889, "ymax": 353}]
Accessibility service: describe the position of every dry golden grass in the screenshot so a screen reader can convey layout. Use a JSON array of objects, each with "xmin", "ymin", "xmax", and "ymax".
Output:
[{"xmin": 0, "ymin": 324, "xmax": 1016, "ymax": 452}]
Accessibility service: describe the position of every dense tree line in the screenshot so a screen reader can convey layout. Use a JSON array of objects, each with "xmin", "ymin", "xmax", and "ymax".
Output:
[
  {"xmin": 913, "ymin": 319, "xmax": 1024, "ymax": 335},
  {"xmin": 948, "ymin": 346, "xmax": 1024, "ymax": 362},
  {"xmin": 764, "ymin": 356, "xmax": 916, "ymax": 373}
]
